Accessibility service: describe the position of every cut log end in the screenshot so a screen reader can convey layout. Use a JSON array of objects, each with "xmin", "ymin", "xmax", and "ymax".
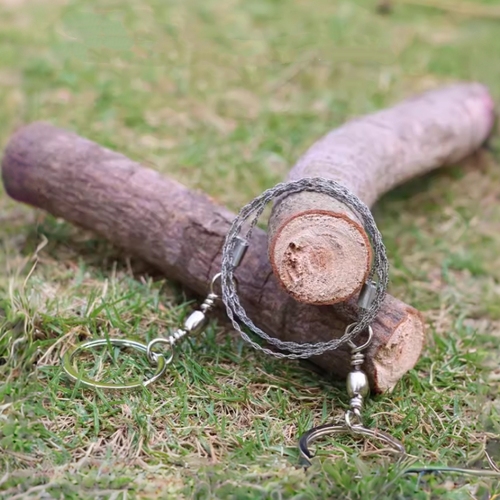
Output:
[
  {"xmin": 372, "ymin": 310, "xmax": 425, "ymax": 393},
  {"xmin": 268, "ymin": 84, "xmax": 495, "ymax": 306},
  {"xmin": 269, "ymin": 210, "xmax": 372, "ymax": 304}
]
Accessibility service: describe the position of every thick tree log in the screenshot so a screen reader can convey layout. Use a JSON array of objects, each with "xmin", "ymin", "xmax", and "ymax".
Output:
[
  {"xmin": 1, "ymin": 122, "xmax": 425, "ymax": 392},
  {"xmin": 269, "ymin": 83, "xmax": 495, "ymax": 305}
]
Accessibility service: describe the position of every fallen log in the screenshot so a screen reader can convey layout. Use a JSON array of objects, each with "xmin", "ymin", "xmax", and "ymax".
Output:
[
  {"xmin": 268, "ymin": 83, "xmax": 495, "ymax": 305},
  {"xmin": 1, "ymin": 122, "xmax": 425, "ymax": 392}
]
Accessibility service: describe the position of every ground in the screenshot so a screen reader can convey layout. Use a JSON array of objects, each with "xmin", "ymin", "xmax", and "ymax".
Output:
[{"xmin": 1, "ymin": 0, "xmax": 500, "ymax": 498}]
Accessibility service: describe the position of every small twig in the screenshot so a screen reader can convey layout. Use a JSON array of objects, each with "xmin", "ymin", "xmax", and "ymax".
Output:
[
  {"xmin": 485, "ymin": 450, "xmax": 500, "ymax": 473},
  {"xmin": 0, "ymin": 471, "xmax": 9, "ymax": 487},
  {"xmin": 1, "ymin": 449, "xmax": 40, "ymax": 464},
  {"xmin": 395, "ymin": 0, "xmax": 500, "ymax": 19},
  {"xmin": 266, "ymin": 51, "xmax": 318, "ymax": 93},
  {"xmin": 36, "ymin": 328, "xmax": 80, "ymax": 366}
]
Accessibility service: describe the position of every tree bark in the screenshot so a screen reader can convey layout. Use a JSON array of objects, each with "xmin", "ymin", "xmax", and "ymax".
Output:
[
  {"xmin": 268, "ymin": 83, "xmax": 495, "ymax": 305},
  {"xmin": 1, "ymin": 122, "xmax": 425, "ymax": 393}
]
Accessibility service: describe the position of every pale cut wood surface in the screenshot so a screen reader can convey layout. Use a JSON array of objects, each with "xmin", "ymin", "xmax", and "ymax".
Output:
[
  {"xmin": 268, "ymin": 83, "xmax": 495, "ymax": 305},
  {"xmin": 1, "ymin": 122, "xmax": 426, "ymax": 392}
]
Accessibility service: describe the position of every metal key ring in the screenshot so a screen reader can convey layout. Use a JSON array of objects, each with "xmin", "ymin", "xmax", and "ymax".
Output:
[
  {"xmin": 62, "ymin": 338, "xmax": 168, "ymax": 390},
  {"xmin": 298, "ymin": 422, "xmax": 406, "ymax": 468}
]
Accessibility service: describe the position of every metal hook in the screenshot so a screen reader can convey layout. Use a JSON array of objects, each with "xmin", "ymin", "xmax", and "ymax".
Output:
[
  {"xmin": 209, "ymin": 273, "xmax": 222, "ymax": 295},
  {"xmin": 346, "ymin": 324, "xmax": 373, "ymax": 352},
  {"xmin": 299, "ymin": 423, "xmax": 500, "ymax": 480},
  {"xmin": 298, "ymin": 422, "xmax": 406, "ymax": 468}
]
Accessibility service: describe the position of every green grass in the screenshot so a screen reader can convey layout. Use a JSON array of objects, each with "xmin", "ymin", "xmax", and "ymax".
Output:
[{"xmin": 2, "ymin": 0, "xmax": 500, "ymax": 497}]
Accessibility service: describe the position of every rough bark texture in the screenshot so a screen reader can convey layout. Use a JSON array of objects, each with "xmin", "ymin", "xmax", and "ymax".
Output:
[
  {"xmin": 268, "ymin": 83, "xmax": 495, "ymax": 305},
  {"xmin": 1, "ymin": 122, "xmax": 426, "ymax": 393}
]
